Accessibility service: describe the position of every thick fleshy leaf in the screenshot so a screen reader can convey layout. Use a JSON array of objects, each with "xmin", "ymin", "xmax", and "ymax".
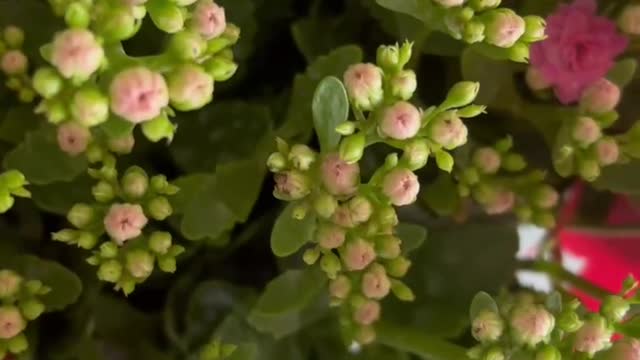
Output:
[
  {"xmin": 421, "ymin": 174, "xmax": 461, "ymax": 216},
  {"xmin": 247, "ymin": 268, "xmax": 328, "ymax": 338},
  {"xmin": 271, "ymin": 204, "xmax": 317, "ymax": 257},
  {"xmin": 594, "ymin": 160, "xmax": 640, "ymax": 194},
  {"xmin": 0, "ymin": 105, "xmax": 41, "ymax": 144},
  {"xmin": 461, "ymin": 47, "xmax": 515, "ymax": 105},
  {"xmin": 99, "ymin": 117, "xmax": 135, "ymax": 139},
  {"xmin": 312, "ymin": 76, "xmax": 349, "ymax": 152},
  {"xmin": 607, "ymin": 58, "xmax": 638, "ymax": 88},
  {"xmin": 396, "ymin": 223, "xmax": 428, "ymax": 254},
  {"xmin": 4, "ymin": 125, "xmax": 88, "ymax": 185},
  {"xmin": 30, "ymin": 175, "xmax": 94, "ymax": 215},
  {"xmin": 469, "ymin": 292, "xmax": 499, "ymax": 321}
]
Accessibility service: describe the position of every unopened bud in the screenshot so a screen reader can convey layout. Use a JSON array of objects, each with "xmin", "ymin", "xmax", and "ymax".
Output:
[
  {"xmin": 382, "ymin": 168, "xmax": 420, "ymax": 206},
  {"xmin": 362, "ymin": 264, "xmax": 391, "ymax": 299},
  {"xmin": 320, "ymin": 252, "xmax": 342, "ymax": 279},
  {"xmin": 535, "ymin": 345, "xmax": 560, "ymax": 360},
  {"xmin": 147, "ymin": 196, "xmax": 173, "ymax": 220},
  {"xmin": 122, "ymin": 166, "xmax": 149, "ymax": 199},
  {"xmin": 402, "ymin": 140, "xmax": 430, "ymax": 170},
  {"xmin": 619, "ymin": 4, "xmax": 640, "ymax": 35},
  {"xmin": 316, "ymin": 224, "xmax": 346, "ymax": 250},
  {"xmin": 353, "ymin": 300, "xmax": 381, "ymax": 326},
  {"xmin": 67, "ymin": 203, "xmax": 94, "ymax": 228},
  {"xmin": 343, "ymin": 63, "xmax": 383, "ymax": 110},
  {"xmin": 473, "ymin": 147, "xmax": 501, "ymax": 174},
  {"xmin": 202, "ymin": 56, "xmax": 238, "ymax": 82},
  {"xmin": 313, "ymin": 193, "xmax": 337, "ymax": 219},
  {"xmin": 596, "ymin": 138, "xmax": 620, "ymax": 166},
  {"xmin": 335, "ymin": 122, "xmax": 356, "ymax": 136},
  {"xmin": 429, "ymin": 112, "xmax": 468, "ymax": 149},
  {"xmin": 97, "ymin": 259, "xmax": 122, "ymax": 283},
  {"xmin": 601, "ymin": 295, "xmax": 629, "ymax": 323},
  {"xmin": 573, "ymin": 116, "xmax": 602, "ymax": 146},
  {"xmin": 379, "ymin": 102, "xmax": 421, "ymax": 140},
  {"xmin": 149, "ymin": 231, "xmax": 172, "ymax": 255},
  {"xmin": 386, "ymin": 256, "xmax": 411, "ymax": 277},
  {"xmin": 375, "ymin": 235, "xmax": 401, "ymax": 259},
  {"xmin": 472, "ymin": 310, "xmax": 504, "ymax": 343},
  {"xmin": 126, "ymin": 250, "xmax": 154, "ymax": 279},
  {"xmin": 469, "ymin": 0, "xmax": 501, "ymax": 11},
  {"xmin": 442, "ymin": 81, "xmax": 480, "ymax": 110},
  {"xmin": 483, "ymin": 9, "xmax": 526, "ymax": 48},
  {"xmin": 320, "ymin": 153, "xmax": 360, "ymax": 197},
  {"xmin": 522, "ymin": 15, "xmax": 546, "ymax": 42},
  {"xmin": 167, "ymin": 64, "xmax": 214, "ymax": 111},
  {"xmin": 580, "ymin": 78, "xmax": 620, "ymax": 114},
  {"xmin": 32, "ymin": 67, "xmax": 63, "ymax": 99},
  {"xmin": 557, "ymin": 310, "xmax": 583, "ymax": 332},
  {"xmin": 169, "ymin": 30, "xmax": 206, "ymax": 60},
  {"xmin": 355, "ymin": 326, "xmax": 376, "ymax": 345},
  {"xmin": 1, "ymin": 50, "xmax": 28, "ymax": 75},
  {"xmin": 141, "ymin": 114, "xmax": 176, "ymax": 143},
  {"xmin": 502, "ymin": 153, "xmax": 526, "ymax": 171},
  {"xmin": 0, "ymin": 270, "xmax": 22, "ymax": 298},
  {"xmin": 376, "ymin": 45, "xmax": 399, "ymax": 71},
  {"xmin": 579, "ymin": 158, "xmax": 601, "ymax": 181},
  {"xmin": 390, "ymin": 70, "xmax": 417, "ymax": 100},
  {"xmin": 390, "ymin": 279, "xmax": 415, "ymax": 301},
  {"xmin": 510, "ymin": 304, "xmax": 554, "ymax": 347},
  {"xmin": 0, "ymin": 306, "xmax": 25, "ymax": 339},
  {"xmin": 19, "ymin": 300, "xmax": 44, "ymax": 321},
  {"xmin": 71, "ymin": 87, "xmax": 109, "ymax": 127},
  {"xmin": 534, "ymin": 185, "xmax": 559, "ymax": 209},
  {"xmin": 108, "ymin": 134, "xmax": 135, "ymax": 155},
  {"xmin": 433, "ymin": 0, "xmax": 464, "ymax": 8},
  {"xmin": 302, "ymin": 247, "xmax": 320, "ymax": 265},
  {"xmin": 463, "ymin": 20, "xmax": 486, "ymax": 44},
  {"xmin": 273, "ymin": 170, "xmax": 311, "ymax": 201},
  {"xmin": 266, "ymin": 152, "xmax": 287, "ymax": 172},
  {"xmin": 92, "ymin": 181, "xmax": 115, "ymax": 202},
  {"xmin": 348, "ymin": 196, "xmax": 373, "ymax": 224},
  {"xmin": 329, "ymin": 275, "xmax": 352, "ymax": 300},
  {"xmin": 343, "ymin": 238, "xmax": 376, "ymax": 271},
  {"xmin": 339, "ymin": 133, "xmax": 366, "ymax": 164},
  {"xmin": 76, "ymin": 231, "xmax": 98, "ymax": 249},
  {"xmin": 289, "ymin": 144, "xmax": 316, "ymax": 171},
  {"xmin": 147, "ymin": 0, "xmax": 184, "ymax": 33},
  {"xmin": 3, "ymin": 26, "xmax": 24, "ymax": 48},
  {"xmin": 574, "ymin": 316, "xmax": 612, "ymax": 356}
]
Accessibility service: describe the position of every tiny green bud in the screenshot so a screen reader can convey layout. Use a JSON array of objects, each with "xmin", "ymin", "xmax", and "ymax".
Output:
[
  {"xmin": 463, "ymin": 20, "xmax": 486, "ymax": 44},
  {"xmin": 7, "ymin": 332, "xmax": 28, "ymax": 353},
  {"xmin": 32, "ymin": 67, "xmax": 63, "ymax": 99},
  {"xmin": 375, "ymin": 235, "xmax": 401, "ymax": 259},
  {"xmin": 0, "ymin": 270, "xmax": 22, "ymax": 299},
  {"xmin": 65, "ymin": 2, "xmax": 91, "ymax": 28},
  {"xmin": 390, "ymin": 280, "xmax": 415, "ymax": 301},
  {"xmin": 203, "ymin": 56, "xmax": 238, "ymax": 82},
  {"xmin": 402, "ymin": 139, "xmax": 430, "ymax": 171},
  {"xmin": 390, "ymin": 70, "xmax": 417, "ymax": 100},
  {"xmin": 46, "ymin": 100, "xmax": 67, "ymax": 124},
  {"xmin": 92, "ymin": 181, "xmax": 115, "ymax": 203},
  {"xmin": 0, "ymin": 192, "xmax": 15, "ymax": 214},
  {"xmin": 19, "ymin": 300, "xmax": 44, "ymax": 320},
  {"xmin": 169, "ymin": 30, "xmax": 206, "ymax": 60},
  {"xmin": 122, "ymin": 166, "xmax": 149, "ymax": 199},
  {"xmin": 288, "ymin": 144, "xmax": 316, "ymax": 171},
  {"xmin": 579, "ymin": 159, "xmax": 600, "ymax": 181},
  {"xmin": 508, "ymin": 42, "xmax": 530, "ymax": 63},
  {"xmin": 149, "ymin": 232, "xmax": 173, "ymax": 255},
  {"xmin": 273, "ymin": 170, "xmax": 311, "ymax": 201},
  {"xmin": 126, "ymin": 250, "xmax": 155, "ymax": 279},
  {"xmin": 97, "ymin": 8, "xmax": 137, "ymax": 41},
  {"xmin": 601, "ymin": 295, "xmax": 629, "ymax": 323},
  {"xmin": 335, "ymin": 122, "xmax": 356, "ymax": 136},
  {"xmin": 313, "ymin": 193, "xmax": 338, "ymax": 219},
  {"xmin": 67, "ymin": 203, "xmax": 94, "ymax": 228},
  {"xmin": 502, "ymin": 153, "xmax": 526, "ymax": 171},
  {"xmin": 535, "ymin": 345, "xmax": 560, "ymax": 360},
  {"xmin": 71, "ymin": 87, "xmax": 109, "ymax": 127},
  {"xmin": 141, "ymin": 114, "xmax": 177, "ymax": 143},
  {"xmin": 522, "ymin": 16, "xmax": 546, "ymax": 43},
  {"xmin": 3, "ymin": 26, "xmax": 24, "ymax": 48},
  {"xmin": 266, "ymin": 152, "xmax": 287, "ymax": 172},
  {"xmin": 386, "ymin": 256, "xmax": 411, "ymax": 277},
  {"xmin": 147, "ymin": 0, "xmax": 184, "ymax": 33},
  {"xmin": 376, "ymin": 45, "xmax": 399, "ymax": 71},
  {"xmin": 557, "ymin": 310, "xmax": 583, "ymax": 332},
  {"xmin": 100, "ymin": 241, "xmax": 119, "ymax": 258},
  {"xmin": 329, "ymin": 275, "xmax": 351, "ymax": 300},
  {"xmin": 469, "ymin": 0, "xmax": 501, "ymax": 11},
  {"xmin": 97, "ymin": 260, "xmax": 122, "ymax": 283},
  {"xmin": 320, "ymin": 252, "xmax": 342, "ymax": 279},
  {"xmin": 52, "ymin": 229, "xmax": 77, "ymax": 243},
  {"xmin": 302, "ymin": 247, "xmax": 321, "ymax": 265},
  {"xmin": 147, "ymin": 196, "xmax": 173, "ymax": 221},
  {"xmin": 339, "ymin": 133, "xmax": 365, "ymax": 164},
  {"xmin": 158, "ymin": 256, "xmax": 177, "ymax": 273},
  {"xmin": 472, "ymin": 310, "xmax": 504, "ymax": 343},
  {"xmin": 76, "ymin": 231, "xmax": 98, "ymax": 250},
  {"xmin": 442, "ymin": 81, "xmax": 480, "ymax": 110}
]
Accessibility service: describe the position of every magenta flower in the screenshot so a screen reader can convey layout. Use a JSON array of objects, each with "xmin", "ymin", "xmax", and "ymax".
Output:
[{"xmin": 530, "ymin": 0, "xmax": 628, "ymax": 104}]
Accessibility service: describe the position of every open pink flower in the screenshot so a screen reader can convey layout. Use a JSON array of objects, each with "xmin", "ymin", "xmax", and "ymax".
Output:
[
  {"xmin": 57, "ymin": 122, "xmax": 91, "ymax": 156},
  {"xmin": 193, "ymin": 0, "xmax": 226, "ymax": 39},
  {"xmin": 51, "ymin": 29, "xmax": 104, "ymax": 80},
  {"xmin": 530, "ymin": 0, "xmax": 628, "ymax": 104},
  {"xmin": 104, "ymin": 203, "xmax": 148, "ymax": 245},
  {"xmin": 110, "ymin": 67, "xmax": 169, "ymax": 123}
]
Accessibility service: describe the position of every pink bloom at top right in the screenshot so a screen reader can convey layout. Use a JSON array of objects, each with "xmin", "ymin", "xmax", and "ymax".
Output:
[{"xmin": 530, "ymin": 0, "xmax": 628, "ymax": 104}]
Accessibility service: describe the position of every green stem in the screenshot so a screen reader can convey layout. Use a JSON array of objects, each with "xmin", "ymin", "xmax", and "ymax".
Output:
[
  {"xmin": 375, "ymin": 321, "xmax": 470, "ymax": 360},
  {"xmin": 517, "ymin": 260, "xmax": 610, "ymax": 300}
]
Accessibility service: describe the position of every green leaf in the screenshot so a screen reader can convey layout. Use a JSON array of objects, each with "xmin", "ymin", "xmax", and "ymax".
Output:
[
  {"xmin": 270, "ymin": 203, "xmax": 317, "ymax": 257},
  {"xmin": 0, "ymin": 106, "xmax": 41, "ymax": 144},
  {"xmin": 421, "ymin": 174, "xmax": 461, "ymax": 216},
  {"xmin": 461, "ymin": 47, "xmax": 516, "ymax": 105},
  {"xmin": 30, "ymin": 175, "xmax": 94, "ymax": 215},
  {"xmin": 227, "ymin": 343, "xmax": 259, "ymax": 360},
  {"xmin": 545, "ymin": 291, "xmax": 562, "ymax": 314},
  {"xmin": 374, "ymin": 0, "xmax": 433, "ymax": 23},
  {"xmin": 278, "ymin": 45, "xmax": 363, "ymax": 143},
  {"xmin": 607, "ymin": 58, "xmax": 638, "ymax": 88},
  {"xmin": 4, "ymin": 125, "xmax": 88, "ymax": 185},
  {"xmin": 396, "ymin": 223, "xmax": 427, "ymax": 254},
  {"xmin": 594, "ymin": 160, "xmax": 640, "ymax": 194},
  {"xmin": 376, "ymin": 321, "xmax": 470, "ymax": 360},
  {"xmin": 421, "ymin": 32, "xmax": 465, "ymax": 57},
  {"xmin": 312, "ymin": 76, "xmax": 349, "ymax": 152},
  {"xmin": 171, "ymin": 102, "xmax": 273, "ymax": 172},
  {"xmin": 247, "ymin": 268, "xmax": 328, "ymax": 338},
  {"xmin": 6, "ymin": 255, "xmax": 82, "ymax": 311},
  {"xmin": 469, "ymin": 292, "xmax": 499, "ymax": 321}
]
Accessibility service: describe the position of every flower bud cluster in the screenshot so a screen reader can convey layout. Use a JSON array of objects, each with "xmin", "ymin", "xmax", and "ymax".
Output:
[
  {"xmin": 26, "ymin": 0, "xmax": 239, "ymax": 156},
  {"xmin": 455, "ymin": 137, "xmax": 558, "ymax": 227},
  {"xmin": 52, "ymin": 154, "xmax": 182, "ymax": 294},
  {"xmin": 267, "ymin": 42, "xmax": 484, "ymax": 345},
  {"xmin": 430, "ymin": 0, "xmax": 544, "ymax": 62},
  {"xmin": 0, "ymin": 26, "xmax": 35, "ymax": 103},
  {"xmin": 0, "ymin": 269, "xmax": 49, "ymax": 358},
  {"xmin": 0, "ymin": 170, "xmax": 30, "ymax": 214},
  {"xmin": 468, "ymin": 280, "xmax": 640, "ymax": 360}
]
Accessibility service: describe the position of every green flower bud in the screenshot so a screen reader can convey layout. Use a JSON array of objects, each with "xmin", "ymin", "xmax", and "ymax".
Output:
[
  {"xmin": 469, "ymin": 0, "xmax": 501, "ymax": 11},
  {"xmin": 0, "ymin": 170, "xmax": 26, "ymax": 190},
  {"xmin": 329, "ymin": 275, "xmax": 351, "ymax": 300},
  {"xmin": 535, "ymin": 345, "xmax": 560, "ymax": 360},
  {"xmin": 97, "ymin": 7, "xmax": 137, "ymax": 41},
  {"xmin": 126, "ymin": 250, "xmax": 154, "ymax": 279},
  {"xmin": 508, "ymin": 42, "xmax": 530, "ymax": 63},
  {"xmin": 386, "ymin": 256, "xmax": 411, "ymax": 277},
  {"xmin": 288, "ymin": 144, "xmax": 316, "ymax": 171},
  {"xmin": 402, "ymin": 139, "xmax": 430, "ymax": 171},
  {"xmin": 601, "ymin": 295, "xmax": 629, "ymax": 323},
  {"xmin": 203, "ymin": 56, "xmax": 238, "ymax": 82},
  {"xmin": 510, "ymin": 304, "xmax": 555, "ymax": 347},
  {"xmin": 76, "ymin": 231, "xmax": 98, "ymax": 250},
  {"xmin": 0, "ymin": 270, "xmax": 21, "ymax": 299},
  {"xmin": 472, "ymin": 310, "xmax": 504, "ymax": 343},
  {"xmin": 92, "ymin": 181, "xmax": 115, "ymax": 203},
  {"xmin": 355, "ymin": 325, "xmax": 376, "ymax": 345},
  {"xmin": 376, "ymin": 206, "xmax": 398, "ymax": 227},
  {"xmin": 522, "ymin": 16, "xmax": 546, "ymax": 43},
  {"xmin": 67, "ymin": 203, "xmax": 94, "ymax": 228},
  {"xmin": 482, "ymin": 9, "xmax": 526, "ymax": 48},
  {"xmin": 390, "ymin": 70, "xmax": 417, "ymax": 100},
  {"xmin": 484, "ymin": 347, "xmax": 504, "ymax": 360},
  {"xmin": 339, "ymin": 133, "xmax": 365, "ymax": 164},
  {"xmin": 335, "ymin": 121, "xmax": 356, "ymax": 136},
  {"xmin": 463, "ymin": 20, "xmax": 486, "ymax": 44},
  {"xmin": 376, "ymin": 45, "xmax": 399, "ymax": 71},
  {"xmin": 169, "ymin": 31, "xmax": 206, "ymax": 61},
  {"xmin": 45, "ymin": 100, "xmax": 68, "ymax": 124},
  {"xmin": 98, "ymin": 260, "xmax": 122, "ymax": 283},
  {"xmin": 158, "ymin": 256, "xmax": 177, "ymax": 273},
  {"xmin": 502, "ymin": 153, "xmax": 526, "ymax": 171},
  {"xmin": 167, "ymin": 64, "xmax": 214, "ymax": 111},
  {"xmin": 19, "ymin": 300, "xmax": 44, "ymax": 321},
  {"xmin": 579, "ymin": 159, "xmax": 600, "ymax": 181},
  {"xmin": 473, "ymin": 147, "xmax": 501, "ymax": 174},
  {"xmin": 266, "ymin": 152, "xmax": 287, "ymax": 172},
  {"xmin": 273, "ymin": 170, "xmax": 311, "ymax": 201},
  {"xmin": 375, "ymin": 235, "xmax": 401, "ymax": 259},
  {"xmin": 390, "ymin": 280, "xmax": 415, "ymax": 301},
  {"xmin": 433, "ymin": 0, "xmax": 464, "ymax": 8},
  {"xmin": 32, "ymin": 67, "xmax": 63, "ymax": 99},
  {"xmin": 141, "ymin": 114, "xmax": 177, "ymax": 143},
  {"xmin": 320, "ymin": 252, "xmax": 342, "ymax": 279},
  {"xmin": 149, "ymin": 231, "xmax": 172, "ymax": 255},
  {"xmin": 557, "ymin": 310, "xmax": 583, "ymax": 332},
  {"xmin": 302, "ymin": 247, "xmax": 321, "ymax": 265},
  {"xmin": 3, "ymin": 26, "xmax": 24, "ymax": 48},
  {"xmin": 122, "ymin": 166, "xmax": 149, "ymax": 199},
  {"xmin": 0, "ymin": 192, "xmax": 15, "ymax": 214},
  {"xmin": 71, "ymin": 87, "xmax": 109, "ymax": 127},
  {"xmin": 442, "ymin": 81, "xmax": 480, "ymax": 110},
  {"xmin": 313, "ymin": 193, "xmax": 338, "ymax": 219},
  {"xmin": 147, "ymin": 0, "xmax": 184, "ymax": 33},
  {"xmin": 100, "ymin": 241, "xmax": 119, "ymax": 258},
  {"xmin": 65, "ymin": 2, "xmax": 91, "ymax": 28},
  {"xmin": 574, "ymin": 316, "xmax": 612, "ymax": 356},
  {"xmin": 52, "ymin": 229, "xmax": 77, "ymax": 243},
  {"xmin": 147, "ymin": 196, "xmax": 173, "ymax": 221}
]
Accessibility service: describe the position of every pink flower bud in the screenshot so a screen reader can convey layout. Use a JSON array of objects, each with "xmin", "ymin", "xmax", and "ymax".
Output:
[
  {"xmin": 596, "ymin": 138, "xmax": 620, "ymax": 166},
  {"xmin": 321, "ymin": 153, "xmax": 360, "ymax": 197},
  {"xmin": 574, "ymin": 316, "xmax": 612, "ymax": 356},
  {"xmin": 51, "ymin": 29, "xmax": 104, "ymax": 80},
  {"xmin": 361, "ymin": 264, "xmax": 391, "ymax": 299},
  {"xmin": 0, "ymin": 306, "xmax": 26, "ymax": 339},
  {"xmin": 379, "ymin": 101, "xmax": 421, "ymax": 140},
  {"xmin": 108, "ymin": 134, "xmax": 135, "ymax": 154},
  {"xmin": 472, "ymin": 310, "xmax": 504, "ymax": 343},
  {"xmin": 525, "ymin": 66, "xmax": 551, "ymax": 91},
  {"xmin": 166, "ymin": 64, "xmax": 214, "ymax": 111},
  {"xmin": 619, "ymin": 5, "xmax": 640, "ymax": 35},
  {"xmin": 473, "ymin": 147, "xmax": 501, "ymax": 174},
  {"xmin": 273, "ymin": 170, "xmax": 311, "ymax": 201},
  {"xmin": 316, "ymin": 224, "xmax": 346, "ymax": 249},
  {"xmin": 193, "ymin": 0, "xmax": 226, "ymax": 39},
  {"xmin": 57, "ymin": 122, "xmax": 91, "ymax": 156},
  {"xmin": 534, "ymin": 185, "xmax": 559, "ymax": 209},
  {"xmin": 331, "ymin": 205, "xmax": 355, "ymax": 228},
  {"xmin": 329, "ymin": 275, "xmax": 351, "ymax": 300},
  {"xmin": 485, "ymin": 190, "xmax": 515, "ymax": 215},
  {"xmin": 103, "ymin": 203, "xmax": 148, "ymax": 245},
  {"xmin": 355, "ymin": 326, "xmax": 376, "ymax": 345},
  {"xmin": 343, "ymin": 238, "xmax": 376, "ymax": 271},
  {"xmin": 1, "ymin": 50, "xmax": 27, "ymax": 75},
  {"xmin": 429, "ymin": 113, "xmax": 468, "ymax": 149},
  {"xmin": 347, "ymin": 196, "xmax": 373, "ymax": 224},
  {"xmin": 0, "ymin": 270, "xmax": 21, "ymax": 298},
  {"xmin": 382, "ymin": 168, "xmax": 420, "ymax": 206},
  {"xmin": 484, "ymin": 9, "xmax": 526, "ymax": 48},
  {"xmin": 609, "ymin": 338, "xmax": 640, "ymax": 360},
  {"xmin": 510, "ymin": 304, "xmax": 555, "ymax": 347},
  {"xmin": 580, "ymin": 78, "xmax": 621, "ymax": 114},
  {"xmin": 110, "ymin": 67, "xmax": 169, "ymax": 123},
  {"xmin": 353, "ymin": 300, "xmax": 381, "ymax": 326},
  {"xmin": 390, "ymin": 70, "xmax": 417, "ymax": 100},
  {"xmin": 573, "ymin": 116, "xmax": 602, "ymax": 146},
  {"xmin": 343, "ymin": 63, "xmax": 383, "ymax": 110}
]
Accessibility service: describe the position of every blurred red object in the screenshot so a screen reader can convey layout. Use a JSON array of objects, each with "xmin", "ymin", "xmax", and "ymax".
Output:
[{"xmin": 558, "ymin": 182, "xmax": 640, "ymax": 311}]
